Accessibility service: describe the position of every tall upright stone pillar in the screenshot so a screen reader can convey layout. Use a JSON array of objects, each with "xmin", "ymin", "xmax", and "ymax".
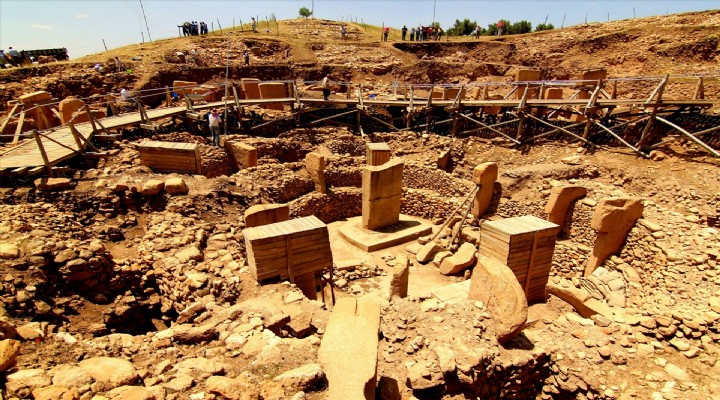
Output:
[
  {"xmin": 471, "ymin": 162, "xmax": 498, "ymax": 219},
  {"xmin": 585, "ymin": 197, "xmax": 643, "ymax": 276},
  {"xmin": 545, "ymin": 185, "xmax": 587, "ymax": 237},
  {"xmin": 306, "ymin": 152, "xmax": 327, "ymax": 193},
  {"xmin": 362, "ymin": 158, "xmax": 403, "ymax": 230}
]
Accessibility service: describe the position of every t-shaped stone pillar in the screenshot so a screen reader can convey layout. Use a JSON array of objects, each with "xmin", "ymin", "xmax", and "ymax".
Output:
[
  {"xmin": 305, "ymin": 152, "xmax": 327, "ymax": 194},
  {"xmin": 366, "ymin": 142, "xmax": 392, "ymax": 166},
  {"xmin": 362, "ymin": 158, "xmax": 403, "ymax": 230},
  {"xmin": 471, "ymin": 162, "xmax": 498, "ymax": 219},
  {"xmin": 585, "ymin": 197, "xmax": 644, "ymax": 276},
  {"xmin": 545, "ymin": 185, "xmax": 587, "ymax": 237}
]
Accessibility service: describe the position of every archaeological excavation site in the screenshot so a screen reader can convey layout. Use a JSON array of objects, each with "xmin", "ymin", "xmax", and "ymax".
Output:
[{"xmin": 0, "ymin": 10, "xmax": 720, "ymax": 400}]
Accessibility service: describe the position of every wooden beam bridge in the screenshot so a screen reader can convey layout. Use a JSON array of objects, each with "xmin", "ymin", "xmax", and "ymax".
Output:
[{"xmin": 0, "ymin": 76, "xmax": 718, "ymax": 178}]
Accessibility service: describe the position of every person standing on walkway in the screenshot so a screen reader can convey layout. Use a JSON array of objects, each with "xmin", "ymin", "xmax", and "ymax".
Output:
[
  {"xmin": 322, "ymin": 76, "xmax": 330, "ymax": 100},
  {"xmin": 208, "ymin": 109, "xmax": 221, "ymax": 146},
  {"xmin": 243, "ymin": 49, "xmax": 250, "ymax": 66},
  {"xmin": 410, "ymin": 27, "xmax": 415, "ymax": 41},
  {"xmin": 401, "ymin": 25, "xmax": 407, "ymax": 41},
  {"xmin": 383, "ymin": 27, "xmax": 389, "ymax": 41},
  {"xmin": 251, "ymin": 17, "xmax": 258, "ymax": 33}
]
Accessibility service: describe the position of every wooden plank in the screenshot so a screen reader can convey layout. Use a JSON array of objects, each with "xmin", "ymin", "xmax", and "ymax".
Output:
[{"xmin": 12, "ymin": 112, "xmax": 26, "ymax": 144}]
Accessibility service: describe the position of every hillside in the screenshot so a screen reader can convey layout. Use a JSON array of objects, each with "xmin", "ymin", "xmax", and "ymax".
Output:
[{"xmin": 0, "ymin": 10, "xmax": 718, "ymax": 113}]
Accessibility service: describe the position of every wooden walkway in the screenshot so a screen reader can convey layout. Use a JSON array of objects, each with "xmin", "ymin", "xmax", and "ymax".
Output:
[{"xmin": 0, "ymin": 85, "xmax": 717, "ymax": 174}]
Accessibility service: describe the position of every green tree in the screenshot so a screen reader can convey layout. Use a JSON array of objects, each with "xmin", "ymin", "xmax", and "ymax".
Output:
[
  {"xmin": 299, "ymin": 6, "xmax": 312, "ymax": 18},
  {"xmin": 447, "ymin": 18, "xmax": 477, "ymax": 36},
  {"xmin": 535, "ymin": 23, "xmax": 555, "ymax": 32},
  {"xmin": 510, "ymin": 20, "xmax": 532, "ymax": 34}
]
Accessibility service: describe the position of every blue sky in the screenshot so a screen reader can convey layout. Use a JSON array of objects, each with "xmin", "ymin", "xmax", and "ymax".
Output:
[{"xmin": 1, "ymin": 0, "xmax": 717, "ymax": 58}]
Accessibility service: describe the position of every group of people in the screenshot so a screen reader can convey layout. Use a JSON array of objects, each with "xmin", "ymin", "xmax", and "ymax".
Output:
[
  {"xmin": 401, "ymin": 25, "xmax": 444, "ymax": 41},
  {"xmin": 181, "ymin": 21, "xmax": 208, "ymax": 36}
]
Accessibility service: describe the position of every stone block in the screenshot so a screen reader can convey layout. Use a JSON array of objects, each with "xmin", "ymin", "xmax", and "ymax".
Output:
[
  {"xmin": 362, "ymin": 159, "xmax": 403, "ymax": 230},
  {"xmin": 165, "ymin": 178, "xmax": 189, "ymax": 195},
  {"xmin": 545, "ymin": 88, "xmax": 564, "ymax": 100},
  {"xmin": 0, "ymin": 339, "xmax": 20, "ymax": 372},
  {"xmin": 241, "ymin": 78, "xmax": 261, "ymax": 99},
  {"xmin": 258, "ymin": 82, "xmax": 287, "ymax": 111},
  {"xmin": 319, "ymin": 295, "xmax": 381, "ymax": 400},
  {"xmin": 578, "ymin": 68, "xmax": 607, "ymax": 86},
  {"xmin": 439, "ymin": 242, "xmax": 477, "ymax": 275},
  {"xmin": 34, "ymin": 178, "xmax": 72, "ymax": 191},
  {"xmin": 515, "ymin": 69, "xmax": 541, "ymax": 99},
  {"xmin": 546, "ymin": 281, "xmax": 613, "ymax": 319},
  {"xmin": 141, "ymin": 179, "xmax": 165, "ymax": 196},
  {"xmin": 544, "ymin": 185, "xmax": 587, "ymax": 234},
  {"xmin": 366, "ymin": 142, "xmax": 391, "ymax": 166},
  {"xmin": 585, "ymin": 197, "xmax": 644, "ymax": 276},
  {"xmin": 293, "ymin": 272, "xmax": 317, "ymax": 301},
  {"xmin": 416, "ymin": 240, "xmax": 443, "ymax": 264},
  {"xmin": 18, "ymin": 91, "xmax": 52, "ymax": 104},
  {"xmin": 471, "ymin": 162, "xmax": 498, "ymax": 218},
  {"xmin": 388, "ymin": 255, "xmax": 409, "ymax": 299},
  {"xmin": 590, "ymin": 197, "xmax": 644, "ymax": 232},
  {"xmin": 437, "ymin": 150, "xmax": 450, "ymax": 171},
  {"xmin": 172, "ymin": 81, "xmax": 198, "ymax": 98},
  {"xmin": 6, "ymin": 369, "xmax": 51, "ymax": 397},
  {"xmin": 443, "ymin": 87, "xmax": 464, "ymax": 101},
  {"xmin": 244, "ymin": 204, "xmax": 290, "ymax": 228},
  {"xmin": 0, "ymin": 243, "xmax": 19, "ymax": 260},
  {"xmin": 58, "ymin": 97, "xmax": 85, "ymax": 124},
  {"xmin": 469, "ymin": 255, "xmax": 527, "ymax": 343},
  {"xmin": 305, "ymin": 152, "xmax": 326, "ymax": 193},
  {"xmin": 224, "ymin": 141, "xmax": 258, "ymax": 170},
  {"xmin": 71, "ymin": 109, "xmax": 106, "ymax": 124},
  {"xmin": 472, "ymin": 162, "xmax": 498, "ymax": 185}
]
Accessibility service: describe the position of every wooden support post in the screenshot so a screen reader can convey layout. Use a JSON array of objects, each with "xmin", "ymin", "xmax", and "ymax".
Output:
[
  {"xmin": 33, "ymin": 130, "xmax": 54, "ymax": 177},
  {"xmin": 593, "ymin": 120, "xmax": 649, "ymax": 158},
  {"xmin": 693, "ymin": 77, "xmax": 704, "ymax": 100},
  {"xmin": 406, "ymin": 85, "xmax": 415, "ymax": 129},
  {"xmin": 83, "ymin": 105, "xmax": 98, "ymax": 132},
  {"xmin": 106, "ymin": 95, "xmax": 118, "ymax": 117},
  {"xmin": 0, "ymin": 103, "xmax": 21, "ymax": 137},
  {"xmin": 611, "ymin": 80, "xmax": 617, "ymax": 99},
  {"xmin": 582, "ymin": 81, "xmax": 602, "ymax": 140},
  {"xmin": 457, "ymin": 113, "xmax": 520, "ymax": 144},
  {"xmin": 34, "ymin": 106, "xmax": 52, "ymax": 131},
  {"xmin": 646, "ymin": 74, "xmax": 669, "ymax": 104},
  {"xmin": 70, "ymin": 122, "xmax": 84, "ymax": 151},
  {"xmin": 183, "ymin": 89, "xmax": 195, "ymax": 112},
  {"xmin": 68, "ymin": 121, "xmax": 101, "ymax": 152},
  {"xmin": 515, "ymin": 85, "xmax": 529, "ymax": 141},
  {"xmin": 346, "ymin": 83, "xmax": 352, "ymax": 100},
  {"xmin": 12, "ymin": 111, "xmax": 26, "ymax": 144},
  {"xmin": 655, "ymin": 116, "xmax": 720, "ymax": 158},
  {"xmin": 165, "ymin": 86, "xmax": 172, "ymax": 107},
  {"xmin": 523, "ymin": 233, "xmax": 540, "ymax": 298},
  {"xmin": 137, "ymin": 102, "xmax": 147, "ymax": 124},
  {"xmin": 525, "ymin": 113, "xmax": 598, "ymax": 148}
]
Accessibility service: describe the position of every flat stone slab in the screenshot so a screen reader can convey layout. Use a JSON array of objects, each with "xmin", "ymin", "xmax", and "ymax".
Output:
[
  {"xmin": 431, "ymin": 280, "xmax": 471, "ymax": 304},
  {"xmin": 319, "ymin": 295, "xmax": 381, "ymax": 400},
  {"xmin": 338, "ymin": 215, "xmax": 432, "ymax": 252}
]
